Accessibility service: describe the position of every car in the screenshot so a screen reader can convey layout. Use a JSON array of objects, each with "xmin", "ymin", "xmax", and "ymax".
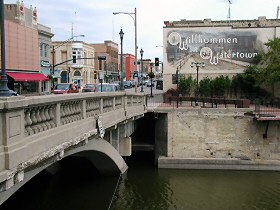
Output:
[
  {"xmin": 82, "ymin": 84, "xmax": 99, "ymax": 92},
  {"xmin": 130, "ymin": 80, "xmax": 136, "ymax": 87},
  {"xmin": 99, "ymin": 84, "xmax": 116, "ymax": 92},
  {"xmin": 82, "ymin": 83, "xmax": 116, "ymax": 92},
  {"xmin": 123, "ymin": 81, "xmax": 133, "ymax": 89},
  {"xmin": 156, "ymin": 79, "xmax": 163, "ymax": 90},
  {"xmin": 110, "ymin": 82, "xmax": 121, "ymax": 91},
  {"xmin": 146, "ymin": 80, "xmax": 154, "ymax": 87},
  {"xmin": 139, "ymin": 79, "xmax": 148, "ymax": 86},
  {"xmin": 51, "ymin": 83, "xmax": 79, "ymax": 94}
]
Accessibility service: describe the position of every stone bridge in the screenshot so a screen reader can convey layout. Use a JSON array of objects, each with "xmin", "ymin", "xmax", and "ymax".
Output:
[{"xmin": 0, "ymin": 92, "xmax": 146, "ymax": 204}]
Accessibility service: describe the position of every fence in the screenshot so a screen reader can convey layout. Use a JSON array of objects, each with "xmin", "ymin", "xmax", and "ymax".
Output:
[
  {"xmin": 255, "ymin": 98, "xmax": 280, "ymax": 117},
  {"xmin": 146, "ymin": 94, "xmax": 251, "ymax": 109}
]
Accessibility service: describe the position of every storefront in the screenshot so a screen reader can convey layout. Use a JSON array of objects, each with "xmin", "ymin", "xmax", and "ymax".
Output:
[{"xmin": 7, "ymin": 72, "xmax": 49, "ymax": 95}]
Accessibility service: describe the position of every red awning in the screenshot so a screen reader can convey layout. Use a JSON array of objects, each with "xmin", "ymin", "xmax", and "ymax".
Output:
[{"xmin": 7, "ymin": 72, "xmax": 49, "ymax": 82}]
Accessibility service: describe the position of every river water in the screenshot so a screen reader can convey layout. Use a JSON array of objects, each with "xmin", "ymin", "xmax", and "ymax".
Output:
[{"xmin": 2, "ymin": 152, "xmax": 280, "ymax": 210}]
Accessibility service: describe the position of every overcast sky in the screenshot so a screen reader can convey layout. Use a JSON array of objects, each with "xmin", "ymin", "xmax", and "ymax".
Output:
[{"xmin": 4, "ymin": 0, "xmax": 280, "ymax": 61}]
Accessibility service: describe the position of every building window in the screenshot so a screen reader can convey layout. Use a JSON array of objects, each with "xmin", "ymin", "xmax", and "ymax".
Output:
[
  {"xmin": 84, "ymin": 51, "xmax": 87, "ymax": 65},
  {"xmin": 62, "ymin": 51, "xmax": 67, "ymax": 62},
  {"xmin": 44, "ymin": 44, "xmax": 49, "ymax": 58},
  {"xmin": 74, "ymin": 71, "xmax": 81, "ymax": 76},
  {"xmin": 40, "ymin": 43, "xmax": 44, "ymax": 57},
  {"xmin": 72, "ymin": 51, "xmax": 77, "ymax": 64},
  {"xmin": 72, "ymin": 48, "xmax": 83, "ymax": 65}
]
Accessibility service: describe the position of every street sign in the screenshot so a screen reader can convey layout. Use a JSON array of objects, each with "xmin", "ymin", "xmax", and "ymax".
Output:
[{"xmin": 98, "ymin": 56, "xmax": 106, "ymax": 60}]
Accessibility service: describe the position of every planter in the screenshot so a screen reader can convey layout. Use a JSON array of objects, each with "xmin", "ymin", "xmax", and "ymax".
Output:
[{"xmin": 164, "ymin": 93, "xmax": 172, "ymax": 103}]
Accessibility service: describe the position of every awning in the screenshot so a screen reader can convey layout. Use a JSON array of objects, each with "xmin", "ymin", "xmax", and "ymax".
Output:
[{"xmin": 7, "ymin": 72, "xmax": 49, "ymax": 82}]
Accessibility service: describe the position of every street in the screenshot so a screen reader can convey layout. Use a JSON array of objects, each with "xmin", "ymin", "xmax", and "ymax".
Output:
[{"xmin": 124, "ymin": 84, "xmax": 163, "ymax": 95}]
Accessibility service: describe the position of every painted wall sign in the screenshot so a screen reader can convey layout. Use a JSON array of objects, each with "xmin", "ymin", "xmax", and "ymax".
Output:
[{"xmin": 163, "ymin": 27, "xmax": 275, "ymax": 73}]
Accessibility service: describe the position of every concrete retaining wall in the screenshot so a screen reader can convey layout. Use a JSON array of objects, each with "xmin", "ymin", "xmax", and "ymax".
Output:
[{"xmin": 156, "ymin": 108, "xmax": 280, "ymax": 170}]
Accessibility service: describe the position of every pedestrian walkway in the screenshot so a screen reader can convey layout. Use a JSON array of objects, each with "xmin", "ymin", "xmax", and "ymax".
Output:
[{"xmin": 146, "ymin": 94, "xmax": 280, "ymax": 121}]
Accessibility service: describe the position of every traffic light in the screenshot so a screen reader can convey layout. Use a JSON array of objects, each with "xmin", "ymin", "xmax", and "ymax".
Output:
[
  {"xmin": 155, "ymin": 57, "xmax": 159, "ymax": 66},
  {"xmin": 94, "ymin": 71, "xmax": 97, "ymax": 79}
]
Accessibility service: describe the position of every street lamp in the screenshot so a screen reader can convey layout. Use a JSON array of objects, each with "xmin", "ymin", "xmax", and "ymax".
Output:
[
  {"xmin": 140, "ymin": 48, "xmax": 144, "ymax": 92},
  {"xmin": 0, "ymin": 0, "xmax": 13, "ymax": 96},
  {"xmin": 113, "ymin": 8, "xmax": 137, "ymax": 74},
  {"xmin": 119, "ymin": 28, "xmax": 124, "ymax": 91},
  {"xmin": 51, "ymin": 34, "xmax": 85, "ymax": 88},
  {"xmin": 191, "ymin": 61, "xmax": 205, "ymax": 106}
]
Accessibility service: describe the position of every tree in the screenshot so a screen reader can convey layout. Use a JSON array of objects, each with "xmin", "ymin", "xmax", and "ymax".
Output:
[
  {"xmin": 199, "ymin": 77, "xmax": 212, "ymax": 97},
  {"xmin": 179, "ymin": 76, "xmax": 193, "ymax": 96},
  {"xmin": 211, "ymin": 75, "xmax": 231, "ymax": 97},
  {"xmin": 231, "ymin": 66, "xmax": 259, "ymax": 98},
  {"xmin": 256, "ymin": 38, "xmax": 280, "ymax": 95}
]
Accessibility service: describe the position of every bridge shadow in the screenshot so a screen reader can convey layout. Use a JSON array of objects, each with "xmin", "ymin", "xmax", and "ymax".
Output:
[{"xmin": 131, "ymin": 113, "xmax": 155, "ymax": 152}]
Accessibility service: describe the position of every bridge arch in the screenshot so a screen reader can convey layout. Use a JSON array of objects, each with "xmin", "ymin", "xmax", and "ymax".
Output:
[{"xmin": 0, "ymin": 139, "xmax": 127, "ymax": 205}]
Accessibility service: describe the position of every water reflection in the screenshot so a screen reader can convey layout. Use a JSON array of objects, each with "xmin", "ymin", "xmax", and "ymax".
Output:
[
  {"xmin": 2, "ymin": 152, "xmax": 280, "ymax": 210},
  {"xmin": 111, "ymin": 153, "xmax": 280, "ymax": 210}
]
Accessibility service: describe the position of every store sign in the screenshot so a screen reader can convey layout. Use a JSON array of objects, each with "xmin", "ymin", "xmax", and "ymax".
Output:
[
  {"xmin": 98, "ymin": 56, "xmax": 106, "ymax": 60},
  {"xmin": 40, "ymin": 60, "xmax": 50, "ymax": 67}
]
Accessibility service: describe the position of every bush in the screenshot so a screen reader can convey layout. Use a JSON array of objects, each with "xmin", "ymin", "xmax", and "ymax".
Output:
[{"xmin": 166, "ymin": 88, "xmax": 177, "ymax": 95}]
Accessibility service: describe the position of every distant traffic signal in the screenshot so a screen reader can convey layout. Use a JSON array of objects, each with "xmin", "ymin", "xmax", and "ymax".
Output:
[
  {"xmin": 94, "ymin": 71, "xmax": 97, "ymax": 79},
  {"xmin": 155, "ymin": 57, "xmax": 159, "ymax": 66}
]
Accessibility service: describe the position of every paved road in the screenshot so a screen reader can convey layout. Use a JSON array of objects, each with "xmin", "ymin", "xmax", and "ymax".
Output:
[{"xmin": 124, "ymin": 85, "xmax": 163, "ymax": 95}]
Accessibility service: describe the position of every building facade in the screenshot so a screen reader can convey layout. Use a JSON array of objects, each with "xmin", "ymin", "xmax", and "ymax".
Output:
[
  {"xmin": 124, "ymin": 53, "xmax": 135, "ymax": 81},
  {"xmin": 38, "ymin": 23, "xmax": 54, "ymax": 93},
  {"xmin": 163, "ymin": 16, "xmax": 280, "ymax": 92},
  {"xmin": 52, "ymin": 41, "xmax": 95, "ymax": 88},
  {"xmin": 1, "ymin": 1, "xmax": 49, "ymax": 95},
  {"xmin": 91, "ymin": 41, "xmax": 119, "ymax": 83}
]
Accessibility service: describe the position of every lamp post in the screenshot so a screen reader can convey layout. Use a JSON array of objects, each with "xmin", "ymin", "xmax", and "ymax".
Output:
[
  {"xmin": 119, "ymin": 28, "xmax": 124, "ymax": 91},
  {"xmin": 176, "ymin": 67, "xmax": 180, "ymax": 108},
  {"xmin": 140, "ymin": 48, "xmax": 144, "ymax": 92},
  {"xmin": 113, "ymin": 8, "xmax": 137, "ymax": 74},
  {"xmin": 0, "ymin": 0, "xmax": 13, "ymax": 96},
  {"xmin": 51, "ymin": 34, "xmax": 85, "ymax": 88},
  {"xmin": 191, "ymin": 62, "xmax": 205, "ymax": 106}
]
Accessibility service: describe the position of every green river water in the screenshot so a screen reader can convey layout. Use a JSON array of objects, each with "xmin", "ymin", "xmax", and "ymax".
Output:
[{"xmin": 1, "ymin": 152, "xmax": 280, "ymax": 210}]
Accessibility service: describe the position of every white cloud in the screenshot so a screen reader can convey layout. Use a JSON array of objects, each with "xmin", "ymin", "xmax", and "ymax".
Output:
[{"xmin": 4, "ymin": 0, "xmax": 280, "ymax": 61}]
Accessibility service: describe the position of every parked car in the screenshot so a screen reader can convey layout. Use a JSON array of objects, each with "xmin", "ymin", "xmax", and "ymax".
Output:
[
  {"xmin": 129, "ymin": 80, "xmax": 139, "ymax": 87},
  {"xmin": 156, "ymin": 79, "xmax": 163, "ymax": 90},
  {"xmin": 82, "ymin": 83, "xmax": 99, "ymax": 92},
  {"xmin": 82, "ymin": 83, "xmax": 116, "ymax": 92},
  {"xmin": 146, "ymin": 80, "xmax": 154, "ymax": 87},
  {"xmin": 123, "ymin": 81, "xmax": 133, "ymax": 89},
  {"xmin": 51, "ymin": 83, "xmax": 79, "ymax": 94},
  {"xmin": 110, "ymin": 82, "xmax": 121, "ymax": 91}
]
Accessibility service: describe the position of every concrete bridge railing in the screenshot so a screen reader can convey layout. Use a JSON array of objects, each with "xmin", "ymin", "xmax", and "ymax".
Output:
[{"xmin": 0, "ymin": 92, "xmax": 146, "ymax": 193}]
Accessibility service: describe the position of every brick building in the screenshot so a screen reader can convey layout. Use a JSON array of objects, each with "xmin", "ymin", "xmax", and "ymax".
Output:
[
  {"xmin": 91, "ymin": 41, "xmax": 119, "ymax": 83},
  {"xmin": 1, "ymin": 1, "xmax": 49, "ymax": 95}
]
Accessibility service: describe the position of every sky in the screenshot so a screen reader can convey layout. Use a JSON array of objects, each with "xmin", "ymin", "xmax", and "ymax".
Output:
[{"xmin": 4, "ymin": 0, "xmax": 280, "ymax": 61}]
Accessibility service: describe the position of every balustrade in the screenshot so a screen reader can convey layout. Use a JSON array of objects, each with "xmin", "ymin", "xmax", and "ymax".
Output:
[{"xmin": 0, "ymin": 92, "xmax": 146, "ymax": 186}]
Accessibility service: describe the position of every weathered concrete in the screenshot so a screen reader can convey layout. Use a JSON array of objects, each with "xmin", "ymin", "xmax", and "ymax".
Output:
[
  {"xmin": 154, "ymin": 107, "xmax": 280, "ymax": 170},
  {"xmin": 0, "ymin": 92, "xmax": 147, "ymax": 204},
  {"xmin": 0, "ymin": 138, "xmax": 128, "ymax": 205}
]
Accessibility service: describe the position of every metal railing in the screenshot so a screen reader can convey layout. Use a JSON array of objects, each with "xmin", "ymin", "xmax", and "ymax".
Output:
[{"xmin": 146, "ymin": 93, "xmax": 252, "ymax": 109}]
